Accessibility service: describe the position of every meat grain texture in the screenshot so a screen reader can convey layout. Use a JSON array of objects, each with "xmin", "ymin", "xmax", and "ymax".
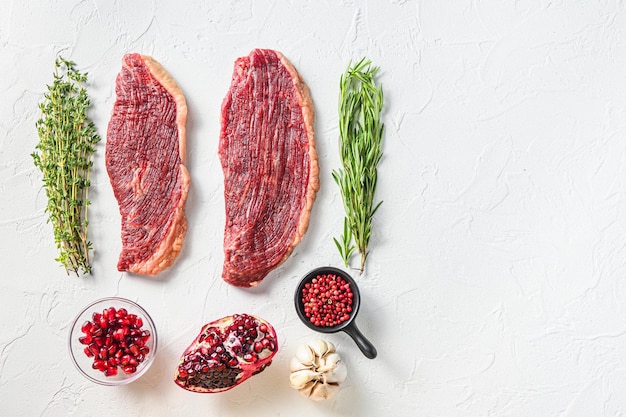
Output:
[
  {"xmin": 219, "ymin": 49, "xmax": 319, "ymax": 287},
  {"xmin": 106, "ymin": 53, "xmax": 190, "ymax": 276}
]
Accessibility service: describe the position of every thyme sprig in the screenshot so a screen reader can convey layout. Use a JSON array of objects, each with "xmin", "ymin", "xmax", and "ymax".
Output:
[
  {"xmin": 32, "ymin": 57, "xmax": 100, "ymax": 276},
  {"xmin": 332, "ymin": 58, "xmax": 384, "ymax": 273}
]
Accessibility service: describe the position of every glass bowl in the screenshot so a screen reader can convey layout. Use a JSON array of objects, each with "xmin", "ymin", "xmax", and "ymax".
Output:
[{"xmin": 68, "ymin": 297, "xmax": 158, "ymax": 385}]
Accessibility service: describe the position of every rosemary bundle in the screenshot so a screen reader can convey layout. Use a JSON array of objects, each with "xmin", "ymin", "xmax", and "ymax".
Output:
[
  {"xmin": 32, "ymin": 57, "xmax": 100, "ymax": 276},
  {"xmin": 333, "ymin": 58, "xmax": 384, "ymax": 273}
]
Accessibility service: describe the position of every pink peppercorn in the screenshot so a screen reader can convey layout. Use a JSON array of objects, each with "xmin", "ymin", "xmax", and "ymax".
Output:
[{"xmin": 301, "ymin": 273, "xmax": 354, "ymax": 327}]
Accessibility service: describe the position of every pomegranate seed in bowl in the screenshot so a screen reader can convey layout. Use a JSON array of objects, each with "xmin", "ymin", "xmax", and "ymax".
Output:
[{"xmin": 68, "ymin": 297, "xmax": 158, "ymax": 385}]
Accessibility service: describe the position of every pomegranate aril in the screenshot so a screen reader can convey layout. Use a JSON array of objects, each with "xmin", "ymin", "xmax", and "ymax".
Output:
[
  {"xmin": 78, "ymin": 335, "xmax": 92, "ymax": 345},
  {"xmin": 107, "ymin": 345, "xmax": 117, "ymax": 357},
  {"xmin": 99, "ymin": 347, "xmax": 108, "ymax": 360},
  {"xmin": 84, "ymin": 346, "xmax": 94, "ymax": 357},
  {"xmin": 105, "ymin": 307, "xmax": 116, "ymax": 321},
  {"xmin": 88, "ymin": 344, "xmax": 99, "ymax": 356},
  {"xmin": 243, "ymin": 353, "xmax": 258, "ymax": 362},
  {"xmin": 98, "ymin": 317, "xmax": 109, "ymax": 329},
  {"xmin": 104, "ymin": 367, "xmax": 118, "ymax": 377},
  {"xmin": 129, "ymin": 344, "xmax": 140, "ymax": 356},
  {"xmin": 112, "ymin": 328, "xmax": 125, "ymax": 341},
  {"xmin": 81, "ymin": 321, "xmax": 94, "ymax": 334},
  {"xmin": 123, "ymin": 366, "xmax": 137, "ymax": 374}
]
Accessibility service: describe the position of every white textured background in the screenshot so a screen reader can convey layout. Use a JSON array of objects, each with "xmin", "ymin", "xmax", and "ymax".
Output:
[{"xmin": 2, "ymin": 0, "xmax": 626, "ymax": 416}]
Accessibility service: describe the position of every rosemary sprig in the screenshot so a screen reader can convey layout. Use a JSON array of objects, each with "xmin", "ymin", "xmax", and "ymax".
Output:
[
  {"xmin": 332, "ymin": 58, "xmax": 384, "ymax": 273},
  {"xmin": 32, "ymin": 56, "xmax": 100, "ymax": 276}
]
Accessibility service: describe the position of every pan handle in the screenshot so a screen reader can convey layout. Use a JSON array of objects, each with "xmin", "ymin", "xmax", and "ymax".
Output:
[{"xmin": 343, "ymin": 322, "xmax": 377, "ymax": 359}]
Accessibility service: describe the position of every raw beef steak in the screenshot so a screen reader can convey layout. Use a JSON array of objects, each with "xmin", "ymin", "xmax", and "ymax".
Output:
[
  {"xmin": 106, "ymin": 53, "xmax": 190, "ymax": 276},
  {"xmin": 219, "ymin": 48, "xmax": 319, "ymax": 287}
]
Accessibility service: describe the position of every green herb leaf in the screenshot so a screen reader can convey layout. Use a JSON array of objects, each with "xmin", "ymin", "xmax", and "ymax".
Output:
[
  {"xmin": 333, "ymin": 58, "xmax": 384, "ymax": 273},
  {"xmin": 32, "ymin": 56, "xmax": 100, "ymax": 276}
]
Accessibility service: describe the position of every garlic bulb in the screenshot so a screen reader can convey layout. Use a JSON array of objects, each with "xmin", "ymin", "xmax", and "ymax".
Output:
[{"xmin": 289, "ymin": 340, "xmax": 347, "ymax": 401}]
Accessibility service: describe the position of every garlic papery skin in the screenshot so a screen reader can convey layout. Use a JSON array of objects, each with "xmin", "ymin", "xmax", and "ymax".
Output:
[{"xmin": 289, "ymin": 340, "xmax": 347, "ymax": 401}]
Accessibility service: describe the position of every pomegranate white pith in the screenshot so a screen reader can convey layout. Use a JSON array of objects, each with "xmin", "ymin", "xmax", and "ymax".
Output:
[{"xmin": 174, "ymin": 314, "xmax": 278, "ymax": 393}]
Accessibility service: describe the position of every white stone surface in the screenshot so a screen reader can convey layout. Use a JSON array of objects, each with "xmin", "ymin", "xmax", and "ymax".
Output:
[{"xmin": 2, "ymin": 0, "xmax": 626, "ymax": 415}]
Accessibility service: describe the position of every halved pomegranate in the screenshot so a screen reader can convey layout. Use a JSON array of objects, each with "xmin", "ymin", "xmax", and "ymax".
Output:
[{"xmin": 174, "ymin": 314, "xmax": 278, "ymax": 393}]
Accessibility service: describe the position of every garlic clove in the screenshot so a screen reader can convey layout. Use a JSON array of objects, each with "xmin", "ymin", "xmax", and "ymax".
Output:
[
  {"xmin": 322, "ymin": 356, "xmax": 347, "ymax": 384},
  {"xmin": 297, "ymin": 380, "xmax": 317, "ymax": 398},
  {"xmin": 289, "ymin": 369, "xmax": 320, "ymax": 390},
  {"xmin": 294, "ymin": 343, "xmax": 316, "ymax": 366},
  {"xmin": 290, "ymin": 356, "xmax": 311, "ymax": 373},
  {"xmin": 309, "ymin": 381, "xmax": 340, "ymax": 401},
  {"xmin": 310, "ymin": 339, "xmax": 332, "ymax": 358},
  {"xmin": 325, "ymin": 366, "xmax": 347, "ymax": 385},
  {"xmin": 316, "ymin": 352, "xmax": 341, "ymax": 373}
]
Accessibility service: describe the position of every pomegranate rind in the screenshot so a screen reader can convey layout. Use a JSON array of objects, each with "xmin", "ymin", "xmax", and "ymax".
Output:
[{"xmin": 174, "ymin": 314, "xmax": 278, "ymax": 393}]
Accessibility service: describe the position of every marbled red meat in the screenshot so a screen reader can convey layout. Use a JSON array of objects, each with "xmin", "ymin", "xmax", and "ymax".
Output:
[
  {"xmin": 106, "ymin": 53, "xmax": 190, "ymax": 276},
  {"xmin": 219, "ymin": 49, "xmax": 319, "ymax": 287}
]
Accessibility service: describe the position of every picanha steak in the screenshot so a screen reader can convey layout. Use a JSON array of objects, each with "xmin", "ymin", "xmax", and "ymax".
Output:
[
  {"xmin": 219, "ymin": 48, "xmax": 319, "ymax": 287},
  {"xmin": 106, "ymin": 53, "xmax": 190, "ymax": 276}
]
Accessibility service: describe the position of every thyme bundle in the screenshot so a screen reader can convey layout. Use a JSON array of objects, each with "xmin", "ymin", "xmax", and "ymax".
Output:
[
  {"xmin": 32, "ymin": 57, "xmax": 100, "ymax": 276},
  {"xmin": 333, "ymin": 58, "xmax": 384, "ymax": 273}
]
